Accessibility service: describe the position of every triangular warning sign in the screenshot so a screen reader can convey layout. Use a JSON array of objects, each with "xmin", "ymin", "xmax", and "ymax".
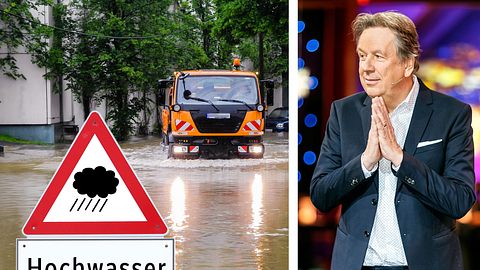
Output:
[{"xmin": 23, "ymin": 111, "xmax": 168, "ymax": 236}]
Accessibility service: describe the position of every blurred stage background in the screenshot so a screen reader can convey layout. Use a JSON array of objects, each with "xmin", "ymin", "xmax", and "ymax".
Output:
[{"xmin": 298, "ymin": 0, "xmax": 480, "ymax": 269}]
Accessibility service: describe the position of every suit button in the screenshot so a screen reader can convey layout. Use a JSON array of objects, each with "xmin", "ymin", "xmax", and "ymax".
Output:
[
  {"xmin": 371, "ymin": 198, "xmax": 377, "ymax": 206},
  {"xmin": 350, "ymin": 177, "xmax": 359, "ymax": 186},
  {"xmin": 405, "ymin": 177, "xmax": 415, "ymax": 185},
  {"xmin": 364, "ymin": 231, "xmax": 370, "ymax": 237}
]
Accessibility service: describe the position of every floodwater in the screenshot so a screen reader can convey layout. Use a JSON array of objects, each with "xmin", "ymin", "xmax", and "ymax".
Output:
[{"xmin": 0, "ymin": 132, "xmax": 288, "ymax": 270}]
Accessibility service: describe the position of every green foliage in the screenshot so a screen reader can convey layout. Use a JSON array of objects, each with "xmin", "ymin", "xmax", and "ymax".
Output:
[
  {"xmin": 0, "ymin": 134, "xmax": 49, "ymax": 145},
  {"xmin": 213, "ymin": 0, "xmax": 288, "ymax": 81},
  {"xmin": 0, "ymin": 0, "xmax": 51, "ymax": 79},
  {"xmin": 64, "ymin": 0, "xmax": 172, "ymax": 140},
  {"xmin": 1, "ymin": 0, "xmax": 288, "ymax": 140}
]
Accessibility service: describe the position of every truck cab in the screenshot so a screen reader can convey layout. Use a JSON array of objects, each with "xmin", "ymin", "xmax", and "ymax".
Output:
[{"xmin": 158, "ymin": 69, "xmax": 273, "ymax": 159}]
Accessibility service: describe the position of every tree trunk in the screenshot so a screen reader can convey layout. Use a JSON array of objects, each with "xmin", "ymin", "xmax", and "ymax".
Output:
[
  {"xmin": 82, "ymin": 93, "xmax": 91, "ymax": 121},
  {"xmin": 281, "ymin": 43, "xmax": 288, "ymax": 107},
  {"xmin": 258, "ymin": 32, "xmax": 264, "ymax": 80}
]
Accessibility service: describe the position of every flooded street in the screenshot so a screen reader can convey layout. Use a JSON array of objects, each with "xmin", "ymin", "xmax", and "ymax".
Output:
[{"xmin": 0, "ymin": 132, "xmax": 288, "ymax": 270}]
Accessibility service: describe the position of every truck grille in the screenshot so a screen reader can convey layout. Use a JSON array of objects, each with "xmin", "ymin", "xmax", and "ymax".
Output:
[{"xmin": 193, "ymin": 114, "xmax": 245, "ymax": 133}]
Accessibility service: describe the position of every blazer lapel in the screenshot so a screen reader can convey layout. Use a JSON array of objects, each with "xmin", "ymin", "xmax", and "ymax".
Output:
[
  {"xmin": 397, "ymin": 80, "xmax": 433, "ymax": 192},
  {"xmin": 360, "ymin": 95, "xmax": 379, "ymax": 190},
  {"xmin": 361, "ymin": 95, "xmax": 372, "ymax": 145},
  {"xmin": 402, "ymin": 81, "xmax": 433, "ymax": 156}
]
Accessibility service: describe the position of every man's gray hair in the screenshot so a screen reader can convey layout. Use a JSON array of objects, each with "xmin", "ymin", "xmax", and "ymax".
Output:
[{"xmin": 352, "ymin": 11, "xmax": 421, "ymax": 72}]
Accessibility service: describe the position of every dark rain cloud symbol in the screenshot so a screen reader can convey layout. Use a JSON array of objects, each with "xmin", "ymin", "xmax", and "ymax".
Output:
[{"xmin": 70, "ymin": 166, "xmax": 119, "ymax": 212}]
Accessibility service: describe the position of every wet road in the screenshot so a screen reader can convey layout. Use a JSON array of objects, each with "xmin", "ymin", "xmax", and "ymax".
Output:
[{"xmin": 0, "ymin": 132, "xmax": 288, "ymax": 270}]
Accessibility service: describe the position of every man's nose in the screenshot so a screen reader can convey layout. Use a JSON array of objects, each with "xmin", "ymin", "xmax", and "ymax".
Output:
[{"xmin": 361, "ymin": 56, "xmax": 375, "ymax": 72}]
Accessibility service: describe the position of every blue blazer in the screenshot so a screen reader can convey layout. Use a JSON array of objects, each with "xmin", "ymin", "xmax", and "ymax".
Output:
[{"xmin": 310, "ymin": 80, "xmax": 476, "ymax": 270}]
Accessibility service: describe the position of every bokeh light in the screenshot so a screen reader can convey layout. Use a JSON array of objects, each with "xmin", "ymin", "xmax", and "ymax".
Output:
[
  {"xmin": 298, "ymin": 58, "xmax": 305, "ymax": 69},
  {"xmin": 299, "ymin": 196, "xmax": 318, "ymax": 225},
  {"xmin": 306, "ymin": 39, "xmax": 320, "ymax": 52},
  {"xmin": 298, "ymin": 97, "xmax": 304, "ymax": 108},
  {"xmin": 303, "ymin": 151, "xmax": 317, "ymax": 165},
  {"xmin": 308, "ymin": 76, "xmax": 318, "ymax": 90},
  {"xmin": 304, "ymin": 114, "xmax": 318, "ymax": 128},
  {"xmin": 298, "ymin": 21, "xmax": 306, "ymax": 33}
]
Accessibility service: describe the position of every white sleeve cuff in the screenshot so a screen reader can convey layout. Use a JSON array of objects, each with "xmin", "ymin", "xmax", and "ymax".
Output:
[
  {"xmin": 392, "ymin": 163, "xmax": 400, "ymax": 172},
  {"xmin": 361, "ymin": 161, "xmax": 378, "ymax": 178}
]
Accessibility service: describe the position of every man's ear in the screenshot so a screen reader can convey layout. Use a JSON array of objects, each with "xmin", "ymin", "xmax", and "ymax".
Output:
[{"xmin": 404, "ymin": 58, "xmax": 415, "ymax": 77}]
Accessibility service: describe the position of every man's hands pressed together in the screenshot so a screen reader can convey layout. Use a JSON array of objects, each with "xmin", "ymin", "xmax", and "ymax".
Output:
[{"xmin": 362, "ymin": 97, "xmax": 404, "ymax": 171}]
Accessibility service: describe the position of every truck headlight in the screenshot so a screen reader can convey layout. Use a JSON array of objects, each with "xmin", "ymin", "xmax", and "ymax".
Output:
[
  {"xmin": 249, "ymin": 145, "xmax": 263, "ymax": 154},
  {"xmin": 276, "ymin": 123, "xmax": 284, "ymax": 129},
  {"xmin": 173, "ymin": 145, "xmax": 187, "ymax": 153}
]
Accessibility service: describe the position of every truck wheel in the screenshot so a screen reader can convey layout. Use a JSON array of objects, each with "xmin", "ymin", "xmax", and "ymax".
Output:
[
  {"xmin": 162, "ymin": 131, "xmax": 169, "ymax": 146},
  {"xmin": 167, "ymin": 145, "xmax": 174, "ymax": 159}
]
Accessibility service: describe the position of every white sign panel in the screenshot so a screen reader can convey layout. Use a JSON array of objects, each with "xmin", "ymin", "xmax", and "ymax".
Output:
[
  {"xmin": 17, "ymin": 238, "xmax": 174, "ymax": 270},
  {"xmin": 44, "ymin": 135, "xmax": 146, "ymax": 222}
]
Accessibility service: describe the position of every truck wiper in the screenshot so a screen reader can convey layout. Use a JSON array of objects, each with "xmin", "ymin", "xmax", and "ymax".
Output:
[
  {"xmin": 215, "ymin": 98, "xmax": 253, "ymax": 110},
  {"xmin": 186, "ymin": 95, "xmax": 220, "ymax": 112},
  {"xmin": 179, "ymin": 74, "xmax": 219, "ymax": 112}
]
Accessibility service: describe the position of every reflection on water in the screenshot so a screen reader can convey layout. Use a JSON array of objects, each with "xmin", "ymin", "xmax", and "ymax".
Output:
[
  {"xmin": 170, "ymin": 177, "xmax": 187, "ymax": 232},
  {"xmin": 170, "ymin": 177, "xmax": 187, "ymax": 266},
  {"xmin": 251, "ymin": 174, "xmax": 264, "ymax": 269},
  {"xmin": 251, "ymin": 174, "xmax": 263, "ymax": 232},
  {"xmin": 0, "ymin": 134, "xmax": 288, "ymax": 270}
]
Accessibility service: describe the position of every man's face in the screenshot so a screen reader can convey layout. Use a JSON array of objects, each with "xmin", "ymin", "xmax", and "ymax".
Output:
[{"xmin": 357, "ymin": 27, "xmax": 406, "ymax": 98}]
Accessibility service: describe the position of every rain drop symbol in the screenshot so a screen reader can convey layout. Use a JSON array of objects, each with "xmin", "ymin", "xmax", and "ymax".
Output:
[{"xmin": 70, "ymin": 166, "xmax": 119, "ymax": 212}]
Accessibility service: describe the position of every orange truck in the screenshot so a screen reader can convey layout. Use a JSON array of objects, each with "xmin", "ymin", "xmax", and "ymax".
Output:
[{"xmin": 158, "ymin": 65, "xmax": 274, "ymax": 159}]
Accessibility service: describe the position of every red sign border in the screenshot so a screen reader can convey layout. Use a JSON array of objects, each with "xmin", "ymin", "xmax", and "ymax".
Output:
[{"xmin": 23, "ymin": 111, "xmax": 168, "ymax": 236}]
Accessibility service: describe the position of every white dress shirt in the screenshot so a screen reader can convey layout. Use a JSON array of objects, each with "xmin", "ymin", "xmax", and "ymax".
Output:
[{"xmin": 362, "ymin": 76, "xmax": 420, "ymax": 266}]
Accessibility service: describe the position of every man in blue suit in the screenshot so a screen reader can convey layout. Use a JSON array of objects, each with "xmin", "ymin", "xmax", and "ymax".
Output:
[{"xmin": 310, "ymin": 11, "xmax": 476, "ymax": 270}]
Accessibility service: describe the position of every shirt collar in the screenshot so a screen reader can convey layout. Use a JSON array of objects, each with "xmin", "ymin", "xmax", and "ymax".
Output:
[{"xmin": 392, "ymin": 75, "xmax": 419, "ymax": 114}]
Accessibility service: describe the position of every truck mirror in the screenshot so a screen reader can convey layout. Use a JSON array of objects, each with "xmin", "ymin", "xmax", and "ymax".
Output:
[
  {"xmin": 158, "ymin": 79, "xmax": 172, "ymax": 89},
  {"xmin": 183, "ymin": 90, "xmax": 192, "ymax": 99},
  {"xmin": 261, "ymin": 80, "xmax": 274, "ymax": 106},
  {"xmin": 158, "ymin": 79, "xmax": 172, "ymax": 106},
  {"xmin": 158, "ymin": 88, "xmax": 165, "ymax": 106},
  {"xmin": 267, "ymin": 88, "xmax": 274, "ymax": 106}
]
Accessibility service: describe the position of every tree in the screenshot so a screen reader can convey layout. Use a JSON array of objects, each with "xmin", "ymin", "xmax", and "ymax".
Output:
[
  {"xmin": 0, "ymin": 0, "xmax": 51, "ymax": 80},
  {"xmin": 58, "ymin": 0, "xmax": 211, "ymax": 140},
  {"xmin": 68, "ymin": 0, "xmax": 172, "ymax": 140},
  {"xmin": 34, "ymin": 0, "xmax": 172, "ymax": 140},
  {"xmin": 213, "ymin": 0, "xmax": 288, "ymax": 85}
]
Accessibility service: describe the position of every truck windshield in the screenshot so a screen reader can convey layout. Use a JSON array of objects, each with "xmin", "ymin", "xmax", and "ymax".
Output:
[{"xmin": 177, "ymin": 76, "xmax": 258, "ymax": 105}]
